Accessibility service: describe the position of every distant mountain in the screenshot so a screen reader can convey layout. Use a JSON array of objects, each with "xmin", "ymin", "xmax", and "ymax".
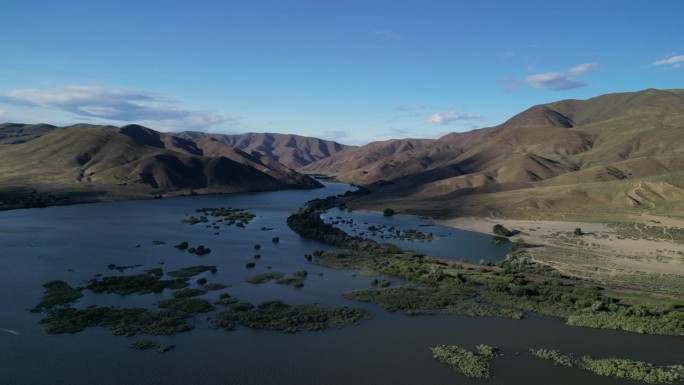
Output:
[
  {"xmin": 175, "ymin": 132, "xmax": 352, "ymax": 169},
  {"xmin": 0, "ymin": 124, "xmax": 322, "ymax": 203},
  {"xmin": 310, "ymin": 89, "xmax": 684, "ymax": 219},
  {"xmin": 0, "ymin": 123, "xmax": 59, "ymax": 144},
  {"xmin": 300, "ymin": 138, "xmax": 436, "ymax": 183}
]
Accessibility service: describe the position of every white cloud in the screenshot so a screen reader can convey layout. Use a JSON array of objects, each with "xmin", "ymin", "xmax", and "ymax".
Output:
[
  {"xmin": 0, "ymin": 85, "xmax": 237, "ymax": 131},
  {"xmin": 523, "ymin": 62, "xmax": 597, "ymax": 91},
  {"xmin": 568, "ymin": 62, "xmax": 598, "ymax": 75},
  {"xmin": 653, "ymin": 54, "xmax": 684, "ymax": 68},
  {"xmin": 524, "ymin": 72, "xmax": 587, "ymax": 90},
  {"xmin": 424, "ymin": 111, "xmax": 483, "ymax": 125}
]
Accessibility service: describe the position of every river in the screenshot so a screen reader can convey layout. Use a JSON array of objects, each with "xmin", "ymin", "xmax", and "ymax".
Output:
[{"xmin": 0, "ymin": 183, "xmax": 681, "ymax": 385}]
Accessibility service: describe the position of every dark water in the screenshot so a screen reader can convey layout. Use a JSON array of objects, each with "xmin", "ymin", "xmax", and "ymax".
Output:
[
  {"xmin": 321, "ymin": 209, "xmax": 509, "ymax": 263},
  {"xmin": 0, "ymin": 183, "xmax": 681, "ymax": 385}
]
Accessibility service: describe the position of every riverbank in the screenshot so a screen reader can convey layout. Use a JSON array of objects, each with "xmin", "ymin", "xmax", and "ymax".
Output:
[{"xmin": 432, "ymin": 216, "xmax": 684, "ymax": 298}]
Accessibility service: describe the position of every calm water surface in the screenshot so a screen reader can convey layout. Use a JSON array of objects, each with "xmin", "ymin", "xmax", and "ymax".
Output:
[
  {"xmin": 321, "ymin": 209, "xmax": 509, "ymax": 263},
  {"xmin": 0, "ymin": 183, "xmax": 681, "ymax": 385}
]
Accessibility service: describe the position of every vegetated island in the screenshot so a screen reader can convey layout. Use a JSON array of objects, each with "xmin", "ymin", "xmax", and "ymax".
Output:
[
  {"xmin": 286, "ymin": 190, "xmax": 684, "ymax": 336},
  {"xmin": 431, "ymin": 344, "xmax": 501, "ymax": 379},
  {"xmin": 31, "ymin": 263, "xmax": 369, "ymax": 349},
  {"xmin": 530, "ymin": 348, "xmax": 684, "ymax": 384}
]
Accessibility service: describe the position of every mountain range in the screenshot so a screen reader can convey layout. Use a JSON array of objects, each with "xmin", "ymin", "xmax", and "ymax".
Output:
[
  {"xmin": 303, "ymin": 88, "xmax": 684, "ymax": 219},
  {"xmin": 0, "ymin": 124, "xmax": 346, "ymax": 204},
  {"xmin": 1, "ymin": 88, "xmax": 683, "ymax": 218}
]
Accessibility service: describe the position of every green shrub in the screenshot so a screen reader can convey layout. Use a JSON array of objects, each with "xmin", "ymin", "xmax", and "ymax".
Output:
[{"xmin": 493, "ymin": 224, "xmax": 513, "ymax": 237}]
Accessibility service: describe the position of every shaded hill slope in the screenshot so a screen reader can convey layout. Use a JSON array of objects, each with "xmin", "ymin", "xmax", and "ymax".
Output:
[
  {"xmin": 176, "ymin": 131, "xmax": 351, "ymax": 169},
  {"xmin": 317, "ymin": 89, "xmax": 684, "ymax": 218},
  {"xmin": 0, "ymin": 124, "xmax": 322, "ymax": 203}
]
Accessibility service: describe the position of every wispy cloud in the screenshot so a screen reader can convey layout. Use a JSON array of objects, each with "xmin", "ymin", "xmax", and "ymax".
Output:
[
  {"xmin": 370, "ymin": 28, "xmax": 402, "ymax": 41},
  {"xmin": 568, "ymin": 62, "xmax": 598, "ymax": 75},
  {"xmin": 523, "ymin": 62, "xmax": 598, "ymax": 91},
  {"xmin": 424, "ymin": 110, "xmax": 483, "ymax": 125},
  {"xmin": 394, "ymin": 105, "xmax": 424, "ymax": 112},
  {"xmin": 323, "ymin": 130, "xmax": 349, "ymax": 140},
  {"xmin": 653, "ymin": 54, "xmax": 684, "ymax": 68},
  {"xmin": 499, "ymin": 77, "xmax": 520, "ymax": 92},
  {"xmin": 0, "ymin": 85, "xmax": 236, "ymax": 131}
]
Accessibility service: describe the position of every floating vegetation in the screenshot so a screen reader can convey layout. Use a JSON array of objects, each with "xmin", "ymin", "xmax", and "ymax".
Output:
[
  {"xmin": 191, "ymin": 245, "xmax": 211, "ymax": 256},
  {"xmin": 246, "ymin": 272, "xmax": 285, "ymax": 284},
  {"xmin": 156, "ymin": 344, "xmax": 175, "ymax": 353},
  {"xmin": 245, "ymin": 262, "xmax": 256, "ymax": 269},
  {"xmin": 184, "ymin": 207, "xmax": 256, "ymax": 227},
  {"xmin": 212, "ymin": 300, "xmax": 369, "ymax": 333},
  {"xmin": 530, "ymin": 348, "xmax": 684, "ymax": 384},
  {"xmin": 272, "ymin": 237, "xmax": 280, "ymax": 243},
  {"xmin": 31, "ymin": 280, "xmax": 83, "ymax": 312},
  {"xmin": 431, "ymin": 344, "xmax": 501, "ymax": 379},
  {"xmin": 156, "ymin": 298, "xmax": 213, "ymax": 313},
  {"xmin": 152, "ymin": 240, "xmax": 166, "ymax": 245},
  {"xmin": 40, "ymin": 306, "xmax": 193, "ymax": 335},
  {"xmin": 130, "ymin": 339, "xmax": 156, "ymax": 350},
  {"xmin": 181, "ymin": 215, "xmax": 209, "ymax": 225},
  {"xmin": 275, "ymin": 277, "xmax": 304, "ymax": 288},
  {"xmin": 174, "ymin": 241, "xmax": 189, "ymax": 250},
  {"xmin": 171, "ymin": 288, "xmax": 208, "ymax": 298},
  {"xmin": 167, "ymin": 266, "xmax": 217, "ymax": 279},
  {"xmin": 215, "ymin": 293, "xmax": 239, "ymax": 306},
  {"xmin": 203, "ymin": 283, "xmax": 228, "ymax": 291},
  {"xmin": 86, "ymin": 273, "xmax": 188, "ymax": 295},
  {"xmin": 292, "ymin": 270, "xmax": 308, "ymax": 278},
  {"xmin": 107, "ymin": 263, "xmax": 143, "ymax": 272}
]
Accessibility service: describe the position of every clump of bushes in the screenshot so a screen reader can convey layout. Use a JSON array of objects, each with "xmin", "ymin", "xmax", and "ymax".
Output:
[
  {"xmin": 246, "ymin": 272, "xmax": 284, "ymax": 284},
  {"xmin": 530, "ymin": 348, "xmax": 684, "ymax": 384},
  {"xmin": 156, "ymin": 298, "xmax": 213, "ymax": 313},
  {"xmin": 493, "ymin": 224, "xmax": 513, "ymax": 237},
  {"xmin": 31, "ymin": 280, "xmax": 83, "ymax": 312},
  {"xmin": 212, "ymin": 300, "xmax": 369, "ymax": 333},
  {"xmin": 431, "ymin": 344, "xmax": 500, "ymax": 379}
]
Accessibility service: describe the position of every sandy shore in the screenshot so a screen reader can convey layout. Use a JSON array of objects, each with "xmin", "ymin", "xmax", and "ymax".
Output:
[{"xmin": 431, "ymin": 216, "xmax": 684, "ymax": 280}]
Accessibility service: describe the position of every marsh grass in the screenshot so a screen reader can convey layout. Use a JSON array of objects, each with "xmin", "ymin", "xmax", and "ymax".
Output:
[
  {"xmin": 530, "ymin": 348, "xmax": 684, "ymax": 384},
  {"xmin": 431, "ymin": 344, "xmax": 500, "ymax": 379}
]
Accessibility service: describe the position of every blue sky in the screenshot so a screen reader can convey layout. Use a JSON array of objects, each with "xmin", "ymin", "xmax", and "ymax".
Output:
[{"xmin": 1, "ymin": 0, "xmax": 682, "ymax": 145}]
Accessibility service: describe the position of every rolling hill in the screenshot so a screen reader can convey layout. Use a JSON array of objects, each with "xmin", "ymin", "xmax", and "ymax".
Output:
[
  {"xmin": 175, "ymin": 131, "xmax": 351, "ymax": 169},
  {"xmin": 0, "ymin": 124, "xmax": 323, "ymax": 204},
  {"xmin": 307, "ymin": 89, "xmax": 684, "ymax": 219}
]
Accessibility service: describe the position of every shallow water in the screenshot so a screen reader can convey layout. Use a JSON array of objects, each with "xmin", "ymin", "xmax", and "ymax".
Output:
[
  {"xmin": 0, "ymin": 183, "xmax": 681, "ymax": 385},
  {"xmin": 322, "ymin": 209, "xmax": 509, "ymax": 263}
]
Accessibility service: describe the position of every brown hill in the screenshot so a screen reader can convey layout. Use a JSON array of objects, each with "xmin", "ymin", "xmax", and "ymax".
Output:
[
  {"xmin": 0, "ymin": 124, "xmax": 322, "ymax": 203},
  {"xmin": 0, "ymin": 123, "xmax": 59, "ymax": 144},
  {"xmin": 317, "ymin": 89, "xmax": 684, "ymax": 219},
  {"xmin": 176, "ymin": 131, "xmax": 351, "ymax": 169}
]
